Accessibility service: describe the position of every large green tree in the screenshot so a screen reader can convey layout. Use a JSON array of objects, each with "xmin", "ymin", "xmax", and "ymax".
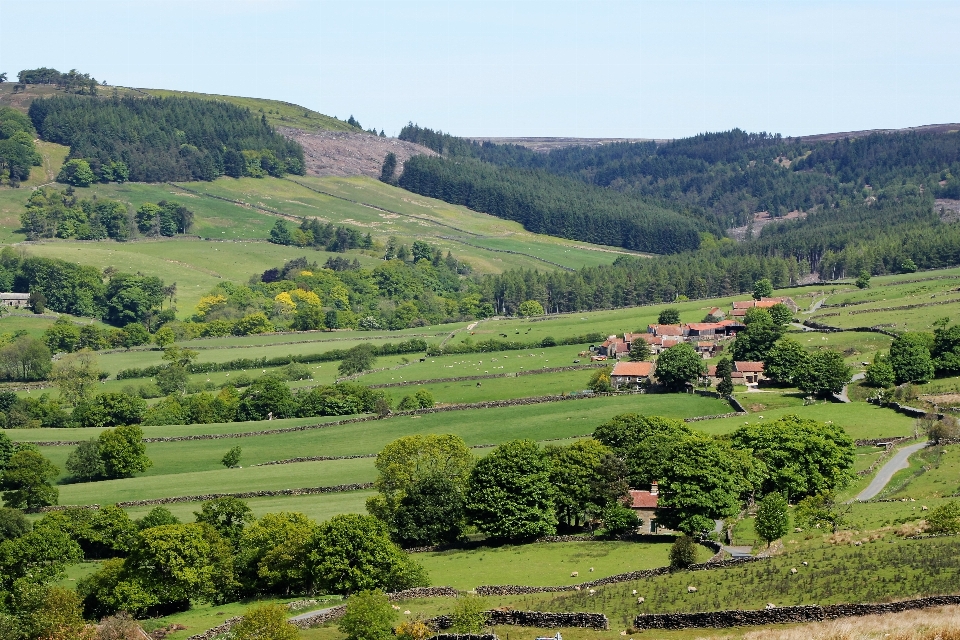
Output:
[
  {"xmin": 655, "ymin": 342, "xmax": 705, "ymax": 391},
  {"xmin": 657, "ymin": 436, "xmax": 748, "ymax": 535},
  {"xmin": 730, "ymin": 414, "xmax": 855, "ymax": 499},
  {"xmin": 890, "ymin": 332, "xmax": 935, "ymax": 384},
  {"xmin": 366, "ymin": 434, "xmax": 474, "ymax": 528},
  {"xmin": 194, "ymin": 497, "xmax": 254, "ymax": 549},
  {"xmin": 392, "ymin": 474, "xmax": 467, "ymax": 548},
  {"xmin": 731, "ymin": 308, "xmax": 781, "ymax": 362},
  {"xmin": 794, "ymin": 350, "xmax": 853, "ymax": 397},
  {"xmin": 466, "ymin": 439, "xmax": 556, "ymax": 541},
  {"xmin": 304, "ymin": 514, "xmax": 427, "ymax": 595},
  {"xmin": 763, "ymin": 338, "xmax": 808, "ymax": 385},
  {"xmin": 237, "ymin": 511, "xmax": 316, "ymax": 595},
  {"xmin": 592, "ymin": 413, "xmax": 692, "ymax": 486},
  {"xmin": 754, "ymin": 492, "xmax": 789, "ymax": 546},
  {"xmin": 545, "ymin": 439, "xmax": 626, "ymax": 528},
  {"xmin": 0, "ymin": 450, "xmax": 59, "ymax": 509},
  {"xmin": 98, "ymin": 424, "xmax": 152, "ymax": 479}
]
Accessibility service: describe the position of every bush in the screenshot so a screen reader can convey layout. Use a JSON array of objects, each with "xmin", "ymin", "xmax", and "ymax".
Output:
[
  {"xmin": 601, "ymin": 503, "xmax": 641, "ymax": 536},
  {"xmin": 668, "ymin": 534, "xmax": 698, "ymax": 570},
  {"xmin": 232, "ymin": 604, "xmax": 298, "ymax": 640},
  {"xmin": 926, "ymin": 500, "xmax": 960, "ymax": 534},
  {"xmin": 337, "ymin": 590, "xmax": 395, "ymax": 640},
  {"xmin": 221, "ymin": 446, "xmax": 242, "ymax": 468},
  {"xmin": 450, "ymin": 594, "xmax": 488, "ymax": 633}
]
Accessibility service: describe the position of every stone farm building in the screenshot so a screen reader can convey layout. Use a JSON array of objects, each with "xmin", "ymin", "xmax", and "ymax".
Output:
[
  {"xmin": 0, "ymin": 293, "xmax": 30, "ymax": 308},
  {"xmin": 610, "ymin": 360, "xmax": 654, "ymax": 390},
  {"xmin": 629, "ymin": 483, "xmax": 670, "ymax": 534}
]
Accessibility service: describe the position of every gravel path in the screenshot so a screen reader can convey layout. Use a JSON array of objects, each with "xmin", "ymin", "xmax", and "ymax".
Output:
[{"xmin": 856, "ymin": 441, "xmax": 929, "ymax": 502}]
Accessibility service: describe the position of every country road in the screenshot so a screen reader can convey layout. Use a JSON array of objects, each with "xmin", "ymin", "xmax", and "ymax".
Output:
[{"xmin": 855, "ymin": 441, "xmax": 929, "ymax": 502}]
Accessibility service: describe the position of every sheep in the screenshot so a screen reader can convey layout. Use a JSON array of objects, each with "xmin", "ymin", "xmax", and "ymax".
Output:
[
  {"xmin": 765, "ymin": 603, "xmax": 776, "ymax": 609},
  {"xmin": 571, "ymin": 571, "xmax": 578, "ymax": 577},
  {"xmin": 794, "ymin": 527, "xmax": 803, "ymax": 533},
  {"xmin": 589, "ymin": 589, "xmax": 596, "ymax": 595},
  {"xmin": 802, "ymin": 561, "xmax": 808, "ymax": 566},
  {"xmin": 922, "ymin": 505, "xmax": 929, "ymax": 511},
  {"xmin": 790, "ymin": 568, "xmax": 797, "ymax": 574},
  {"xmin": 637, "ymin": 597, "xmax": 645, "ymax": 604},
  {"xmin": 632, "ymin": 590, "xmax": 637, "ymax": 595},
  {"xmin": 589, "ymin": 567, "xmax": 595, "ymax": 572},
  {"xmin": 403, "ymin": 610, "xmax": 411, "ymax": 615},
  {"xmin": 687, "ymin": 586, "xmax": 698, "ymax": 593}
]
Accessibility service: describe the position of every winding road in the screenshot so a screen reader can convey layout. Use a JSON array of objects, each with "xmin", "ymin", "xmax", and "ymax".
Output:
[{"xmin": 855, "ymin": 441, "xmax": 929, "ymax": 502}]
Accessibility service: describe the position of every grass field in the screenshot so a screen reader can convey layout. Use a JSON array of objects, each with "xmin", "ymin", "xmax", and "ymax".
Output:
[
  {"xmin": 884, "ymin": 444, "xmax": 960, "ymax": 500},
  {"xmin": 416, "ymin": 540, "xmax": 711, "ymax": 590}
]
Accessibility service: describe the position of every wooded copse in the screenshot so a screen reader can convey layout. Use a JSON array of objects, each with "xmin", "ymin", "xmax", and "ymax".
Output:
[
  {"xmin": 28, "ymin": 95, "xmax": 305, "ymax": 183},
  {"xmin": 0, "ymin": 106, "xmax": 41, "ymax": 187},
  {"xmin": 397, "ymin": 155, "xmax": 704, "ymax": 255}
]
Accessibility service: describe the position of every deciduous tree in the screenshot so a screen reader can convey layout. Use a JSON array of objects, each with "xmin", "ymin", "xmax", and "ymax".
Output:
[
  {"xmin": 755, "ymin": 492, "xmax": 789, "ymax": 546},
  {"xmin": 654, "ymin": 342, "xmax": 705, "ymax": 391},
  {"xmin": 466, "ymin": 439, "xmax": 556, "ymax": 541}
]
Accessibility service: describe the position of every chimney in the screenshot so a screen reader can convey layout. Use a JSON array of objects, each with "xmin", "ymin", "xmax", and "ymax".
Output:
[{"xmin": 650, "ymin": 481, "xmax": 658, "ymax": 496}]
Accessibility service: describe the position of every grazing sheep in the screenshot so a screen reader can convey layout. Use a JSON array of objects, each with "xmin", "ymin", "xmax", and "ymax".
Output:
[
  {"xmin": 571, "ymin": 571, "xmax": 578, "ymax": 577},
  {"xmin": 589, "ymin": 589, "xmax": 596, "ymax": 595},
  {"xmin": 790, "ymin": 567, "xmax": 797, "ymax": 574},
  {"xmin": 632, "ymin": 590, "xmax": 637, "ymax": 595},
  {"xmin": 802, "ymin": 561, "xmax": 808, "ymax": 566},
  {"xmin": 687, "ymin": 586, "xmax": 698, "ymax": 593},
  {"xmin": 637, "ymin": 597, "xmax": 645, "ymax": 604},
  {"xmin": 404, "ymin": 610, "xmax": 411, "ymax": 615},
  {"xmin": 922, "ymin": 505, "xmax": 929, "ymax": 511},
  {"xmin": 575, "ymin": 586, "xmax": 581, "ymax": 591},
  {"xmin": 765, "ymin": 603, "xmax": 776, "ymax": 609},
  {"xmin": 589, "ymin": 567, "xmax": 595, "ymax": 572},
  {"xmin": 794, "ymin": 527, "xmax": 803, "ymax": 533}
]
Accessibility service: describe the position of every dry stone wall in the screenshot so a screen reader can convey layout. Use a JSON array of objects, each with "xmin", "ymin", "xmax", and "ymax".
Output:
[
  {"xmin": 633, "ymin": 595, "xmax": 960, "ymax": 630},
  {"xmin": 114, "ymin": 483, "xmax": 372, "ymax": 508},
  {"xmin": 428, "ymin": 611, "xmax": 608, "ymax": 630}
]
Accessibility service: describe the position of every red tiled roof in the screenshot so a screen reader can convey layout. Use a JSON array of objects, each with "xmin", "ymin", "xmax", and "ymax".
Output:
[
  {"xmin": 718, "ymin": 319, "xmax": 743, "ymax": 326},
  {"xmin": 661, "ymin": 337, "xmax": 682, "ymax": 347},
  {"xmin": 697, "ymin": 341, "xmax": 714, "ymax": 347},
  {"xmin": 687, "ymin": 323, "xmax": 723, "ymax": 331},
  {"xmin": 732, "ymin": 300, "xmax": 756, "ymax": 309},
  {"xmin": 655, "ymin": 324, "xmax": 684, "ymax": 336},
  {"xmin": 637, "ymin": 334, "xmax": 659, "ymax": 345},
  {"xmin": 754, "ymin": 299, "xmax": 782, "ymax": 308},
  {"xmin": 735, "ymin": 361, "xmax": 765, "ymax": 372},
  {"xmin": 629, "ymin": 489, "xmax": 658, "ymax": 509},
  {"xmin": 707, "ymin": 365, "xmax": 718, "ymax": 376},
  {"xmin": 731, "ymin": 309, "xmax": 748, "ymax": 317},
  {"xmin": 612, "ymin": 361, "xmax": 654, "ymax": 377}
]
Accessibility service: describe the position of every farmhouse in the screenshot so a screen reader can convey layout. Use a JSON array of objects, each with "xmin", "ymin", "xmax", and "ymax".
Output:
[
  {"xmin": 734, "ymin": 361, "xmax": 765, "ymax": 384},
  {"xmin": 610, "ymin": 360, "xmax": 654, "ymax": 389},
  {"xmin": 597, "ymin": 336, "xmax": 629, "ymax": 358},
  {"xmin": 0, "ymin": 293, "xmax": 30, "ymax": 308},
  {"xmin": 629, "ymin": 483, "xmax": 669, "ymax": 533}
]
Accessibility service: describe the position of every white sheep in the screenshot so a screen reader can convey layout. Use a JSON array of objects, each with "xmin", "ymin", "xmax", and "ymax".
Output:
[
  {"xmin": 765, "ymin": 603, "xmax": 776, "ymax": 609},
  {"xmin": 802, "ymin": 561, "xmax": 808, "ymax": 566},
  {"xmin": 403, "ymin": 610, "xmax": 411, "ymax": 615},
  {"xmin": 687, "ymin": 586, "xmax": 698, "ymax": 593},
  {"xmin": 589, "ymin": 567, "xmax": 595, "ymax": 572},
  {"xmin": 790, "ymin": 568, "xmax": 797, "ymax": 574},
  {"xmin": 589, "ymin": 589, "xmax": 596, "ymax": 595},
  {"xmin": 571, "ymin": 571, "xmax": 578, "ymax": 577},
  {"xmin": 637, "ymin": 597, "xmax": 645, "ymax": 604},
  {"xmin": 632, "ymin": 589, "xmax": 637, "ymax": 595}
]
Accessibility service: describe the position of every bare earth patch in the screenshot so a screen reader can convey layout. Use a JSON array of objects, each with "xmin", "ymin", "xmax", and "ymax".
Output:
[{"xmin": 280, "ymin": 127, "xmax": 436, "ymax": 178}]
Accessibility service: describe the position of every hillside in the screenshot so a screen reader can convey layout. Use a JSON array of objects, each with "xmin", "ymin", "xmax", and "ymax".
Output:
[{"xmin": 281, "ymin": 127, "xmax": 436, "ymax": 178}]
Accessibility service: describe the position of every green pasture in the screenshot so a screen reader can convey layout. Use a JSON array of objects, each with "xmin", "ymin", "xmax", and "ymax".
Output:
[
  {"xmin": 19, "ymin": 239, "xmax": 363, "ymax": 317},
  {"xmin": 415, "ymin": 369, "xmax": 601, "ymax": 404},
  {"xmin": 0, "ymin": 313, "xmax": 58, "ymax": 339},
  {"xmin": 140, "ymin": 87, "xmax": 355, "ymax": 133},
  {"xmin": 418, "ymin": 540, "xmax": 703, "ymax": 590},
  {"xmin": 34, "ymin": 393, "xmax": 732, "ymax": 482},
  {"xmin": 179, "ymin": 325, "xmax": 448, "ymax": 349},
  {"xmin": 120, "ymin": 489, "xmax": 374, "ymax": 525},
  {"xmin": 354, "ymin": 344, "xmax": 592, "ymax": 385},
  {"xmin": 694, "ymin": 401, "xmax": 917, "ymax": 440},
  {"xmin": 56, "ymin": 456, "xmax": 376, "ymax": 505}
]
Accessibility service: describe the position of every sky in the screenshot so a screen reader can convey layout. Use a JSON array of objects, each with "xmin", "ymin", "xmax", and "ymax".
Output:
[{"xmin": 1, "ymin": 0, "xmax": 957, "ymax": 139}]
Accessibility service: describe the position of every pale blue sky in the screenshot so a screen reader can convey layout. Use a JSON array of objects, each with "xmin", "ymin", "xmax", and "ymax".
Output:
[{"xmin": 1, "ymin": 0, "xmax": 957, "ymax": 138}]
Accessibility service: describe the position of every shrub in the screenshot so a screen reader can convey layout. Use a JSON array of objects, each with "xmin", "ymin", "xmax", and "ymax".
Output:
[
  {"xmin": 337, "ymin": 590, "xmax": 395, "ymax": 640},
  {"xmin": 668, "ymin": 534, "xmax": 698, "ymax": 570}
]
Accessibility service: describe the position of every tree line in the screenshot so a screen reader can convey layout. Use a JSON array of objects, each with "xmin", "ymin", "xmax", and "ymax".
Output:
[
  {"xmin": 400, "ymin": 124, "xmax": 960, "ymax": 229},
  {"xmin": 0, "ymin": 107, "xmax": 41, "ymax": 188},
  {"xmin": 397, "ymin": 155, "xmax": 704, "ymax": 255},
  {"xmin": 28, "ymin": 95, "xmax": 305, "ymax": 183},
  {"xmin": 17, "ymin": 67, "xmax": 100, "ymax": 95}
]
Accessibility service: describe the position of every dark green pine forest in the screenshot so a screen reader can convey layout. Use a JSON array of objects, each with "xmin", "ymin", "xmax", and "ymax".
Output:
[{"xmin": 28, "ymin": 95, "xmax": 305, "ymax": 182}]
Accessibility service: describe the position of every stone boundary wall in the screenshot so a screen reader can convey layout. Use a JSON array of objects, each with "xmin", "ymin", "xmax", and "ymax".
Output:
[
  {"xmin": 633, "ymin": 595, "xmax": 960, "ymax": 630},
  {"xmin": 286, "ymin": 587, "xmax": 458, "ymax": 629},
  {"xmin": 431, "ymin": 635, "xmax": 498, "ymax": 640},
  {"xmin": 867, "ymin": 398, "xmax": 940, "ymax": 419},
  {"xmin": 428, "ymin": 611, "xmax": 608, "ymax": 631},
  {"xmin": 405, "ymin": 532, "xmax": 677, "ymax": 554},
  {"xmin": 801, "ymin": 320, "xmax": 900, "ymax": 338},
  {"xmin": 727, "ymin": 395, "xmax": 748, "ymax": 413},
  {"xmin": 474, "ymin": 557, "xmax": 763, "ymax": 596},
  {"xmin": 685, "ymin": 411, "xmax": 747, "ymax": 422},
  {"xmin": 855, "ymin": 436, "xmax": 914, "ymax": 447},
  {"xmin": 847, "ymin": 297, "xmax": 960, "ymax": 316},
  {"xmin": 113, "ymin": 482, "xmax": 373, "ymax": 508}
]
